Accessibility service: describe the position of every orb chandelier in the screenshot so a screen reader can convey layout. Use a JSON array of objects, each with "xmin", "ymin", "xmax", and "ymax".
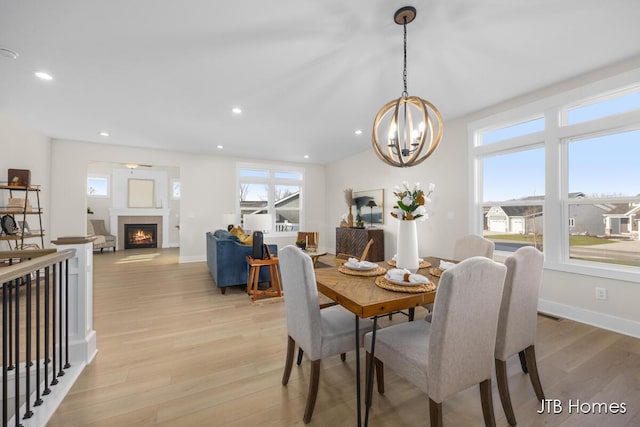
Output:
[{"xmin": 372, "ymin": 6, "xmax": 443, "ymax": 168}]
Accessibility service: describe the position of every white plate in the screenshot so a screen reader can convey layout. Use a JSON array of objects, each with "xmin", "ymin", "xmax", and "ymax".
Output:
[
  {"xmin": 345, "ymin": 262, "xmax": 378, "ymax": 271},
  {"xmin": 385, "ymin": 273, "xmax": 428, "ymax": 286}
]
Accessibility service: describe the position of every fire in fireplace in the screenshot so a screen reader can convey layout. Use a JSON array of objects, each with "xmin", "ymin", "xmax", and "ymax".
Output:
[{"xmin": 124, "ymin": 224, "xmax": 158, "ymax": 249}]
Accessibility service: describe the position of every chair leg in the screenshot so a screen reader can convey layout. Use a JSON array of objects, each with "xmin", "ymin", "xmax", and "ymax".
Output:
[
  {"xmin": 374, "ymin": 357, "xmax": 384, "ymax": 394},
  {"xmin": 340, "ymin": 353, "xmax": 346, "ymax": 362},
  {"xmin": 303, "ymin": 360, "xmax": 321, "ymax": 424},
  {"xmin": 220, "ymin": 287, "xmax": 226, "ymax": 295},
  {"xmin": 297, "ymin": 348, "xmax": 304, "ymax": 365},
  {"xmin": 518, "ymin": 350, "xmax": 528, "ymax": 373},
  {"xmin": 479, "ymin": 378, "xmax": 497, "ymax": 427},
  {"xmin": 524, "ymin": 345, "xmax": 545, "ymax": 401},
  {"xmin": 282, "ymin": 336, "xmax": 295, "ymax": 385},
  {"xmin": 429, "ymin": 399, "xmax": 443, "ymax": 427},
  {"xmin": 495, "ymin": 359, "xmax": 517, "ymax": 426}
]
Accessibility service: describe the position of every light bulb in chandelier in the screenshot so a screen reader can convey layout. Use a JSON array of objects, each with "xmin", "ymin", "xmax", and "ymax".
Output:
[{"xmin": 372, "ymin": 6, "xmax": 443, "ymax": 168}]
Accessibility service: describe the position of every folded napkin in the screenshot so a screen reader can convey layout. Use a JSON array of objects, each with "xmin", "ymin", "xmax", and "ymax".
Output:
[
  {"xmin": 386, "ymin": 268, "xmax": 429, "ymax": 284},
  {"xmin": 439, "ymin": 260, "xmax": 456, "ymax": 270},
  {"xmin": 345, "ymin": 258, "xmax": 377, "ymax": 269}
]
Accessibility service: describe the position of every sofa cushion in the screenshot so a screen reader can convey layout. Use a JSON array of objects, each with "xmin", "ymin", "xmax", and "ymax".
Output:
[
  {"xmin": 213, "ymin": 229, "xmax": 240, "ymax": 243},
  {"xmin": 229, "ymin": 226, "xmax": 252, "ymax": 245}
]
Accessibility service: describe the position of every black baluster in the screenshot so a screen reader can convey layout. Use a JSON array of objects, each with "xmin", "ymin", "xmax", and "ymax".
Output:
[
  {"xmin": 23, "ymin": 274, "xmax": 33, "ymax": 419},
  {"xmin": 64, "ymin": 259, "xmax": 70, "ymax": 370},
  {"xmin": 3, "ymin": 282, "xmax": 9, "ymax": 427},
  {"xmin": 34, "ymin": 269, "xmax": 43, "ymax": 406},
  {"xmin": 43, "ymin": 266, "xmax": 51, "ymax": 395},
  {"xmin": 51, "ymin": 264, "xmax": 58, "ymax": 386},
  {"xmin": 57, "ymin": 262, "xmax": 64, "ymax": 377},
  {"xmin": 14, "ymin": 279, "xmax": 22, "ymax": 427},
  {"xmin": 7, "ymin": 278, "xmax": 13, "ymax": 371}
]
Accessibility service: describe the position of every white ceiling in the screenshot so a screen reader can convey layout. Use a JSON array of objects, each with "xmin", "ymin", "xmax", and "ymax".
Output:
[{"xmin": 1, "ymin": 1, "xmax": 640, "ymax": 164}]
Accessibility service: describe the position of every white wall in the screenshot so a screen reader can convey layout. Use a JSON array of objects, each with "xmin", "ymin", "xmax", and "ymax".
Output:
[
  {"xmin": 325, "ymin": 123, "xmax": 468, "ymax": 262},
  {"xmin": 50, "ymin": 139, "xmax": 326, "ymax": 263},
  {"xmin": 325, "ymin": 57, "xmax": 640, "ymax": 336},
  {"xmin": 0, "ymin": 113, "xmax": 51, "ymax": 249}
]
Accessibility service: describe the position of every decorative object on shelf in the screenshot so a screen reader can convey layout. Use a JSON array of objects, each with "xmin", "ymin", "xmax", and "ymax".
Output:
[
  {"xmin": 8, "ymin": 168, "xmax": 31, "ymax": 187},
  {"xmin": 356, "ymin": 219, "xmax": 365, "ymax": 228},
  {"xmin": 8, "ymin": 198, "xmax": 31, "ymax": 212},
  {"xmin": 372, "ymin": 6, "xmax": 443, "ymax": 168},
  {"xmin": 344, "ymin": 188, "xmax": 354, "ymax": 227},
  {"xmin": 1, "ymin": 215, "xmax": 19, "ymax": 235},
  {"xmin": 18, "ymin": 220, "xmax": 30, "ymax": 235},
  {"xmin": 87, "ymin": 207, "xmax": 94, "ymax": 214},
  {"xmin": 391, "ymin": 181, "xmax": 435, "ymax": 272}
]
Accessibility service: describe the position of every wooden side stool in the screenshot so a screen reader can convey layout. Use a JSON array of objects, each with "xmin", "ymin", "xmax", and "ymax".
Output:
[{"xmin": 246, "ymin": 247, "xmax": 282, "ymax": 302}]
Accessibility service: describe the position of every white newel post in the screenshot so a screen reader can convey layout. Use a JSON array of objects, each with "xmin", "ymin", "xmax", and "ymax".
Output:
[{"xmin": 53, "ymin": 239, "xmax": 97, "ymax": 364}]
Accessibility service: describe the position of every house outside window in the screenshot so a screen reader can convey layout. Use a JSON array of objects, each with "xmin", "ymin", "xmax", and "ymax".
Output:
[
  {"xmin": 470, "ymin": 71, "xmax": 640, "ymax": 281},
  {"xmin": 237, "ymin": 164, "xmax": 304, "ymax": 234}
]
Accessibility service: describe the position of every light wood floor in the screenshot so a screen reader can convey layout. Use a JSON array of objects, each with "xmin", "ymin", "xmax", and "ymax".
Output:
[{"xmin": 46, "ymin": 249, "xmax": 640, "ymax": 426}]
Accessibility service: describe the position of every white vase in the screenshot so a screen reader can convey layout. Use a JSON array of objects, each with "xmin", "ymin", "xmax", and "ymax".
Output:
[{"xmin": 396, "ymin": 220, "xmax": 419, "ymax": 273}]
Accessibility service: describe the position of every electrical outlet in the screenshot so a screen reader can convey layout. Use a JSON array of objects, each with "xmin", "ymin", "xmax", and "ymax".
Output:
[{"xmin": 595, "ymin": 287, "xmax": 608, "ymax": 301}]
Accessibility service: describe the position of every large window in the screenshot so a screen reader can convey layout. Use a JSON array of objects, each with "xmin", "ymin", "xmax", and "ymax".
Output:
[
  {"xmin": 470, "ymin": 71, "xmax": 640, "ymax": 280},
  {"xmin": 237, "ymin": 164, "xmax": 304, "ymax": 233}
]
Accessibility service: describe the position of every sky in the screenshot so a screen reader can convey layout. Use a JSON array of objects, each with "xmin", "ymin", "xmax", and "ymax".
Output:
[{"xmin": 482, "ymin": 92, "xmax": 640, "ymax": 201}]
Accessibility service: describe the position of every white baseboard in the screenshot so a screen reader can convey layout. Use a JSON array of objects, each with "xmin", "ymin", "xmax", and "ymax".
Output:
[
  {"xmin": 538, "ymin": 298, "xmax": 640, "ymax": 339},
  {"xmin": 179, "ymin": 255, "xmax": 206, "ymax": 263}
]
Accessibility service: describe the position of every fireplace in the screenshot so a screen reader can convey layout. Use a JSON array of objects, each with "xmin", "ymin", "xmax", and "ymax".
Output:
[{"xmin": 124, "ymin": 224, "xmax": 158, "ymax": 249}]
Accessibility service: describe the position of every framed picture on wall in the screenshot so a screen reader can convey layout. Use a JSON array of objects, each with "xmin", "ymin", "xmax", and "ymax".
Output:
[
  {"xmin": 128, "ymin": 179, "xmax": 155, "ymax": 208},
  {"xmin": 353, "ymin": 189, "xmax": 384, "ymax": 226}
]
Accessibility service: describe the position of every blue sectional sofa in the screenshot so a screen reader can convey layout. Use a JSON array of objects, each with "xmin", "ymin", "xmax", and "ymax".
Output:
[{"xmin": 206, "ymin": 230, "xmax": 278, "ymax": 294}]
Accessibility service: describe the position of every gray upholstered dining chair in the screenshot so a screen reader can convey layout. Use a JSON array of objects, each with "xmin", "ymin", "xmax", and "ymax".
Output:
[
  {"xmin": 495, "ymin": 246, "xmax": 545, "ymax": 426},
  {"xmin": 365, "ymin": 257, "xmax": 507, "ymax": 427},
  {"xmin": 279, "ymin": 245, "xmax": 374, "ymax": 424},
  {"xmin": 422, "ymin": 234, "xmax": 496, "ymax": 318},
  {"xmin": 453, "ymin": 234, "xmax": 495, "ymax": 261}
]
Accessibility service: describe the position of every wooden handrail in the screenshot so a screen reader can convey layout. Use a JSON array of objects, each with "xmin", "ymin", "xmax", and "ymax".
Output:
[
  {"xmin": 0, "ymin": 249, "xmax": 57, "ymax": 261},
  {"xmin": 0, "ymin": 249, "xmax": 75, "ymax": 283}
]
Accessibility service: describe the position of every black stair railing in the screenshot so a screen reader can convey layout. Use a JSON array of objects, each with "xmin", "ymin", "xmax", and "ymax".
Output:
[{"xmin": 0, "ymin": 249, "xmax": 75, "ymax": 427}]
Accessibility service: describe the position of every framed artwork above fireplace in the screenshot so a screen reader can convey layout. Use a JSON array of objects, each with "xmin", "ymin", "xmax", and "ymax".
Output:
[{"xmin": 128, "ymin": 179, "xmax": 155, "ymax": 208}]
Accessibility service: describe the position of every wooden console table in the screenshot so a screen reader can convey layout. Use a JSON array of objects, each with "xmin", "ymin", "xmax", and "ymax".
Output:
[{"xmin": 335, "ymin": 228, "xmax": 384, "ymax": 262}]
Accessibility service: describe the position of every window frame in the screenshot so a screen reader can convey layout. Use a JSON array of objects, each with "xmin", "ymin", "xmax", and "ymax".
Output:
[
  {"xmin": 87, "ymin": 174, "xmax": 110, "ymax": 198},
  {"xmin": 469, "ymin": 67, "xmax": 640, "ymax": 283},
  {"xmin": 171, "ymin": 179, "xmax": 181, "ymax": 200},
  {"xmin": 236, "ymin": 162, "xmax": 305, "ymax": 236}
]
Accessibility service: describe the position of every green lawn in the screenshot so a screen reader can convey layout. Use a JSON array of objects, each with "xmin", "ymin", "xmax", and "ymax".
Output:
[{"xmin": 484, "ymin": 234, "xmax": 615, "ymax": 246}]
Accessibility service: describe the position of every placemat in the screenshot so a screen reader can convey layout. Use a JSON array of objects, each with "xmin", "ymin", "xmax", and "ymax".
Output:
[
  {"xmin": 375, "ymin": 276, "xmax": 436, "ymax": 293},
  {"xmin": 387, "ymin": 259, "xmax": 432, "ymax": 269},
  {"xmin": 428, "ymin": 267, "xmax": 443, "ymax": 277},
  {"xmin": 338, "ymin": 265, "xmax": 387, "ymax": 277}
]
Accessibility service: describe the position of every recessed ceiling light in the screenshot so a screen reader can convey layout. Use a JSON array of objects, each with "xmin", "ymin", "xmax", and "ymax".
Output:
[
  {"xmin": 35, "ymin": 71, "xmax": 53, "ymax": 81},
  {"xmin": 232, "ymin": 107, "xmax": 242, "ymax": 114},
  {"xmin": 217, "ymin": 145, "xmax": 224, "ymax": 149},
  {"xmin": 354, "ymin": 129, "xmax": 363, "ymax": 135},
  {"xmin": 99, "ymin": 131, "xmax": 109, "ymax": 137},
  {"xmin": 304, "ymin": 155, "xmax": 310, "ymax": 159}
]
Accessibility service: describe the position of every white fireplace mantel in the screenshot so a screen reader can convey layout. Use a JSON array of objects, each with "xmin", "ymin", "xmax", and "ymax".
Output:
[{"xmin": 109, "ymin": 208, "xmax": 170, "ymax": 250}]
